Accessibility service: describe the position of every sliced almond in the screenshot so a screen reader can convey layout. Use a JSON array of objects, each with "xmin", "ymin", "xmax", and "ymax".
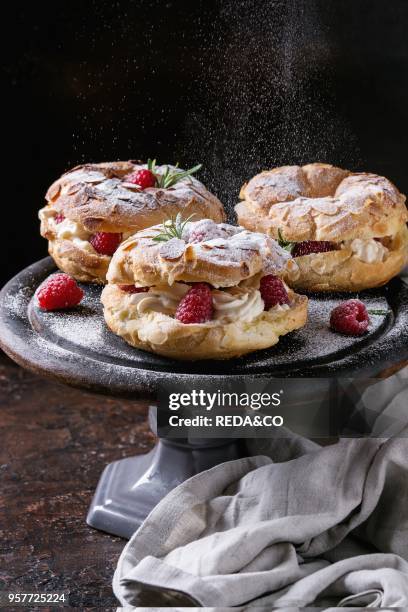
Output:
[
  {"xmin": 184, "ymin": 244, "xmax": 196, "ymax": 262},
  {"xmin": 123, "ymin": 240, "xmax": 138, "ymax": 251},
  {"xmin": 66, "ymin": 183, "xmax": 82, "ymax": 195},
  {"xmin": 47, "ymin": 183, "xmax": 61, "ymax": 201},
  {"xmin": 159, "ymin": 238, "xmax": 185, "ymax": 261}
]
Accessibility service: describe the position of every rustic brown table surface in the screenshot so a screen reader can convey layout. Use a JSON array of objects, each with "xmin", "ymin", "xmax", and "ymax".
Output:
[{"xmin": 0, "ymin": 352, "xmax": 154, "ymax": 610}]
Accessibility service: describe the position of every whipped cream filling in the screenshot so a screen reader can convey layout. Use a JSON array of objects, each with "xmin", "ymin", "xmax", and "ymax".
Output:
[
  {"xmin": 129, "ymin": 283, "xmax": 190, "ymax": 316},
  {"xmin": 40, "ymin": 208, "xmax": 93, "ymax": 251},
  {"xmin": 40, "ymin": 207, "xmax": 130, "ymax": 255},
  {"xmin": 54, "ymin": 218, "xmax": 93, "ymax": 251},
  {"xmin": 212, "ymin": 287, "xmax": 265, "ymax": 322},
  {"xmin": 293, "ymin": 235, "xmax": 390, "ymax": 265},
  {"xmin": 122, "ymin": 282, "xmax": 290, "ymax": 324},
  {"xmin": 341, "ymin": 238, "xmax": 388, "ymax": 263}
]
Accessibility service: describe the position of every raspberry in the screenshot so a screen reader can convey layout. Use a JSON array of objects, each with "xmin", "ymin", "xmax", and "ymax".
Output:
[
  {"xmin": 118, "ymin": 285, "xmax": 149, "ymax": 293},
  {"xmin": 89, "ymin": 232, "xmax": 122, "ymax": 256},
  {"xmin": 54, "ymin": 213, "xmax": 65, "ymax": 224},
  {"xmin": 125, "ymin": 169, "xmax": 156, "ymax": 189},
  {"xmin": 260, "ymin": 275, "xmax": 290, "ymax": 310},
  {"xmin": 330, "ymin": 299, "xmax": 369, "ymax": 336},
  {"xmin": 292, "ymin": 241, "xmax": 336, "ymax": 257},
  {"xmin": 37, "ymin": 273, "xmax": 84, "ymax": 311},
  {"xmin": 175, "ymin": 283, "xmax": 213, "ymax": 324}
]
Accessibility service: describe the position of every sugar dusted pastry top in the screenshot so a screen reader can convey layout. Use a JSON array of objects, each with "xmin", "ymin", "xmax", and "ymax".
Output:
[
  {"xmin": 238, "ymin": 163, "xmax": 408, "ymax": 241},
  {"xmin": 107, "ymin": 218, "xmax": 300, "ymax": 288},
  {"xmin": 45, "ymin": 161, "xmax": 225, "ymax": 233}
]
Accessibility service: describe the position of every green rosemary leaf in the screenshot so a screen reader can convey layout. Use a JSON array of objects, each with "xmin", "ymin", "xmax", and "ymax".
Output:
[
  {"xmin": 185, "ymin": 163, "xmax": 202, "ymax": 175},
  {"xmin": 367, "ymin": 309, "xmax": 389, "ymax": 316},
  {"xmin": 277, "ymin": 228, "xmax": 295, "ymax": 252},
  {"xmin": 147, "ymin": 158, "xmax": 157, "ymax": 174},
  {"xmin": 147, "ymin": 160, "xmax": 202, "ymax": 189},
  {"xmin": 152, "ymin": 235, "xmax": 169, "ymax": 242},
  {"xmin": 163, "ymin": 163, "xmax": 202, "ymax": 189},
  {"xmin": 152, "ymin": 213, "xmax": 196, "ymax": 243}
]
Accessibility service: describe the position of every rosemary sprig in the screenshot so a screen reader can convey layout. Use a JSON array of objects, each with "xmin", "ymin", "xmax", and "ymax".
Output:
[
  {"xmin": 147, "ymin": 158, "xmax": 157, "ymax": 174},
  {"xmin": 147, "ymin": 158, "xmax": 202, "ymax": 189},
  {"xmin": 152, "ymin": 212, "xmax": 195, "ymax": 242},
  {"xmin": 277, "ymin": 228, "xmax": 296, "ymax": 253},
  {"xmin": 367, "ymin": 309, "xmax": 389, "ymax": 316}
]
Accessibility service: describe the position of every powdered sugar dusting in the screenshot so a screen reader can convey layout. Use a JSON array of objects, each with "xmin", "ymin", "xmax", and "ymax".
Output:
[
  {"xmin": 0, "ymin": 255, "xmax": 398, "ymax": 385},
  {"xmin": 47, "ymin": 162, "xmax": 224, "ymax": 227},
  {"xmin": 27, "ymin": 281, "xmax": 390, "ymax": 373},
  {"xmin": 258, "ymin": 295, "xmax": 389, "ymax": 366},
  {"xmin": 2, "ymin": 285, "xmax": 33, "ymax": 319},
  {"xmin": 176, "ymin": 0, "xmax": 361, "ymax": 216},
  {"xmin": 183, "ymin": 219, "xmax": 292, "ymax": 275},
  {"xmin": 244, "ymin": 166, "xmax": 406, "ymax": 223}
]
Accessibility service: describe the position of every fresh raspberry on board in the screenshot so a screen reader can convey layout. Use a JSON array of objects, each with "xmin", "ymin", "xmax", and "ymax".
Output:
[
  {"xmin": 260, "ymin": 275, "xmax": 290, "ymax": 309},
  {"xmin": 37, "ymin": 273, "xmax": 84, "ymax": 311},
  {"xmin": 125, "ymin": 169, "xmax": 156, "ymax": 189},
  {"xmin": 89, "ymin": 232, "xmax": 122, "ymax": 256},
  {"xmin": 175, "ymin": 283, "xmax": 213, "ymax": 324},
  {"xmin": 330, "ymin": 299, "xmax": 369, "ymax": 336},
  {"xmin": 54, "ymin": 213, "xmax": 65, "ymax": 224},
  {"xmin": 118, "ymin": 285, "xmax": 149, "ymax": 293},
  {"xmin": 292, "ymin": 241, "xmax": 336, "ymax": 257}
]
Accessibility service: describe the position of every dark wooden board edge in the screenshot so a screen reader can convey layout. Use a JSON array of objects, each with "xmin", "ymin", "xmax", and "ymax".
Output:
[{"xmin": 0, "ymin": 258, "xmax": 408, "ymax": 398}]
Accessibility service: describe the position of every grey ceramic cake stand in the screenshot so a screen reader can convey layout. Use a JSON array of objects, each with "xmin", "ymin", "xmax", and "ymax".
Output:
[{"xmin": 1, "ymin": 258, "xmax": 408, "ymax": 538}]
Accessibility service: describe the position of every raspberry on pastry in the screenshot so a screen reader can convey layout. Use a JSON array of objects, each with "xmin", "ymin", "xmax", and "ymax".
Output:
[
  {"xmin": 175, "ymin": 283, "xmax": 214, "ymax": 324},
  {"xmin": 236, "ymin": 163, "xmax": 408, "ymax": 292},
  {"xmin": 260, "ymin": 275, "xmax": 290, "ymax": 309},
  {"xmin": 39, "ymin": 161, "xmax": 226, "ymax": 284},
  {"xmin": 101, "ymin": 218, "xmax": 308, "ymax": 360},
  {"xmin": 291, "ymin": 240, "xmax": 336, "ymax": 258},
  {"xmin": 118, "ymin": 285, "xmax": 149, "ymax": 293},
  {"xmin": 89, "ymin": 232, "xmax": 122, "ymax": 256},
  {"xmin": 125, "ymin": 168, "xmax": 156, "ymax": 189}
]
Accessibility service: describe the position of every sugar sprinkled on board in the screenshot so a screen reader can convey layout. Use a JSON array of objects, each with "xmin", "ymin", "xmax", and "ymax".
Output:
[
  {"xmin": 30, "ymin": 285, "xmax": 389, "ymax": 375},
  {"xmin": 3, "ymin": 284, "xmax": 35, "ymax": 319}
]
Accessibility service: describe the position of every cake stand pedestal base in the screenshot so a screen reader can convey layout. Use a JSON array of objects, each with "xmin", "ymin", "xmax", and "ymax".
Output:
[{"xmin": 86, "ymin": 437, "xmax": 243, "ymax": 539}]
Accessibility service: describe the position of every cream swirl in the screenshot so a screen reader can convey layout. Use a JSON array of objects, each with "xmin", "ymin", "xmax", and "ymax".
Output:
[
  {"xmin": 342, "ymin": 238, "xmax": 388, "ymax": 263},
  {"xmin": 125, "ymin": 282, "xmax": 268, "ymax": 323},
  {"xmin": 54, "ymin": 218, "xmax": 93, "ymax": 251},
  {"xmin": 39, "ymin": 208, "xmax": 133, "ymax": 254},
  {"xmin": 128, "ymin": 283, "xmax": 190, "ymax": 316},
  {"xmin": 54, "ymin": 218, "xmax": 89, "ymax": 240},
  {"xmin": 39, "ymin": 208, "xmax": 93, "ymax": 251},
  {"xmin": 212, "ymin": 287, "xmax": 264, "ymax": 322}
]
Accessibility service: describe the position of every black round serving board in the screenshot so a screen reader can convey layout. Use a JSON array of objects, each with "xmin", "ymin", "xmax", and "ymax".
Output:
[{"xmin": 0, "ymin": 257, "xmax": 407, "ymax": 397}]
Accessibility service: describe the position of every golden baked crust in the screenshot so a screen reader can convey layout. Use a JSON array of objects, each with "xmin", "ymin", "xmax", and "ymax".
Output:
[
  {"xmin": 40, "ymin": 161, "xmax": 226, "ymax": 283},
  {"xmin": 48, "ymin": 240, "xmax": 110, "ymax": 283},
  {"xmin": 236, "ymin": 163, "xmax": 408, "ymax": 291},
  {"xmin": 286, "ymin": 226, "xmax": 408, "ymax": 292},
  {"xmin": 102, "ymin": 219, "xmax": 307, "ymax": 360},
  {"xmin": 237, "ymin": 163, "xmax": 407, "ymax": 241},
  {"xmin": 101, "ymin": 283, "xmax": 308, "ymax": 360},
  {"xmin": 106, "ymin": 219, "xmax": 300, "ymax": 288},
  {"xmin": 44, "ymin": 161, "xmax": 225, "ymax": 232}
]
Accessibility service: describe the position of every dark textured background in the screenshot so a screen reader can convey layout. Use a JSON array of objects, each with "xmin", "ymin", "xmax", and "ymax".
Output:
[{"xmin": 2, "ymin": 0, "xmax": 408, "ymax": 286}]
